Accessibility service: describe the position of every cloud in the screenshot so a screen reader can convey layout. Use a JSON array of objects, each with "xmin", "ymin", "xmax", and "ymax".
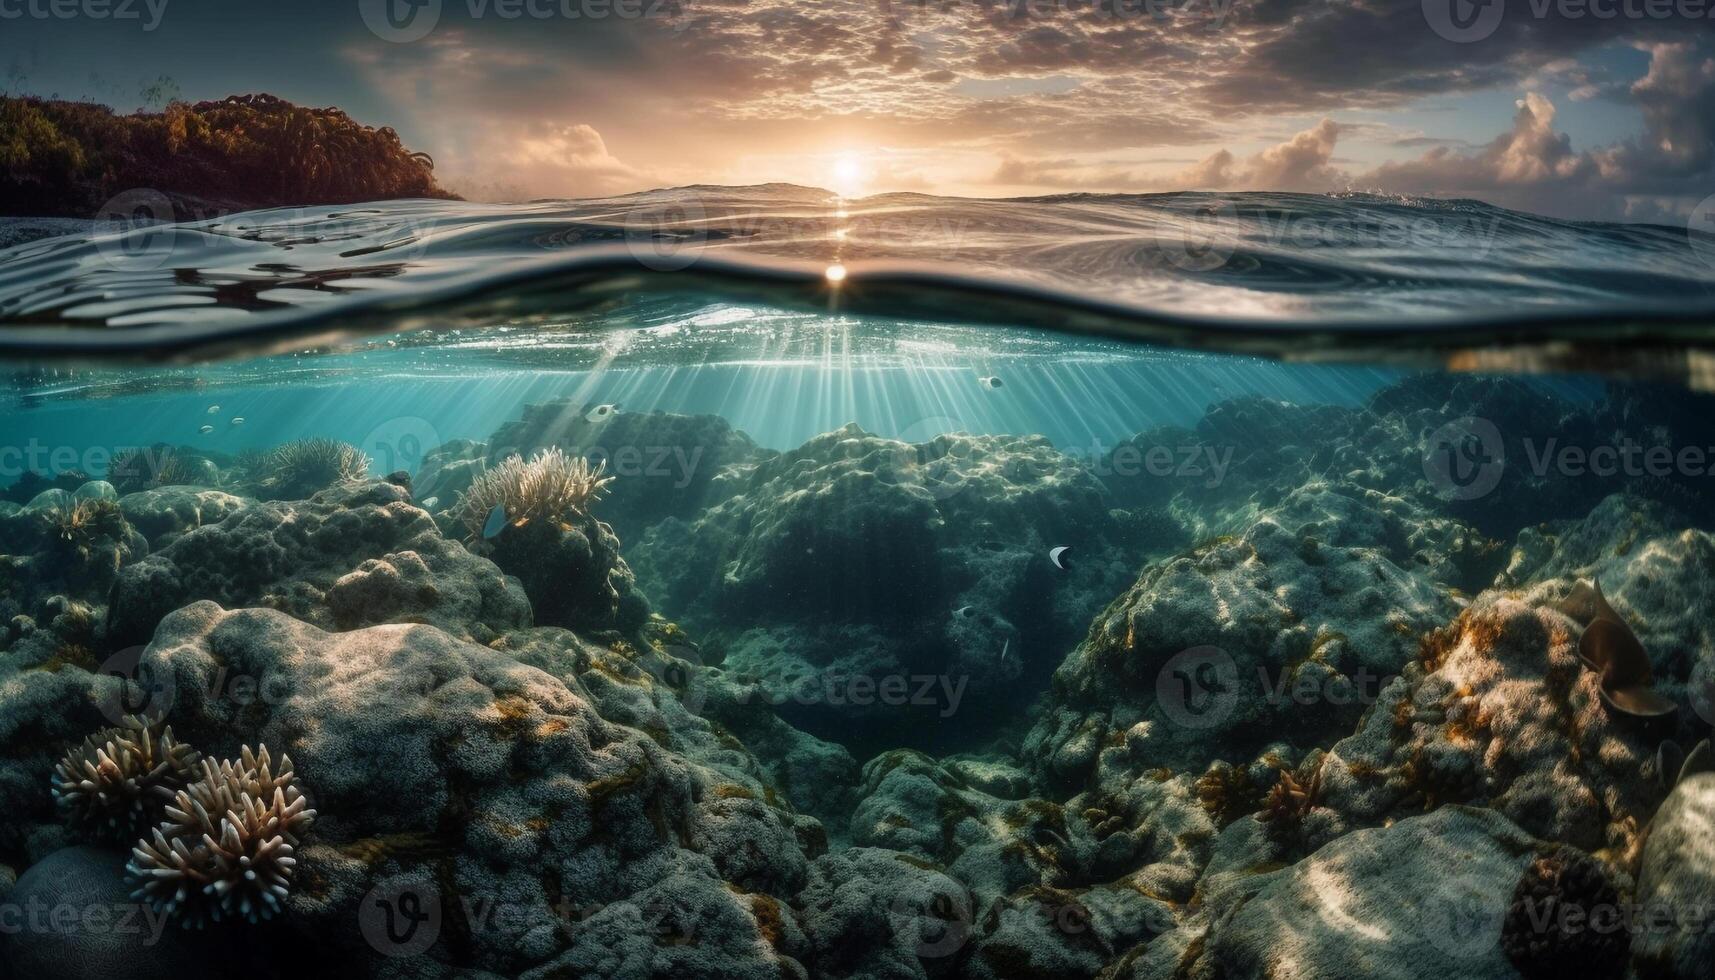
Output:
[
  {"xmin": 1355, "ymin": 41, "xmax": 1715, "ymax": 219},
  {"xmin": 321, "ymin": 0, "xmax": 1715, "ymax": 218},
  {"xmin": 1165, "ymin": 118, "xmax": 1344, "ymax": 191},
  {"xmin": 443, "ymin": 122, "xmax": 649, "ymax": 201}
]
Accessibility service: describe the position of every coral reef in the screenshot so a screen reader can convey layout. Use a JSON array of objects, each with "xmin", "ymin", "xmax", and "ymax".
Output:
[
  {"xmin": 51, "ymin": 716, "xmax": 199, "ymax": 844},
  {"xmin": 252, "ymin": 438, "xmax": 371, "ymax": 501},
  {"xmin": 106, "ymin": 480, "xmax": 530, "ymax": 646},
  {"xmin": 1, "ymin": 372, "xmax": 1712, "ymax": 979},
  {"xmin": 128, "ymin": 745, "xmax": 316, "ymax": 925},
  {"xmin": 1501, "ymin": 846, "xmax": 1630, "ymax": 980},
  {"xmin": 454, "ymin": 448, "xmax": 613, "ymax": 542},
  {"xmin": 455, "ymin": 449, "xmax": 645, "ymax": 633}
]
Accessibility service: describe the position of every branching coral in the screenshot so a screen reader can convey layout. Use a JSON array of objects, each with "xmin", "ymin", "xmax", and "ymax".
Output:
[
  {"xmin": 51, "ymin": 716, "xmax": 201, "ymax": 844},
  {"xmin": 1257, "ymin": 758, "xmax": 1324, "ymax": 846},
  {"xmin": 127, "ymin": 745, "xmax": 316, "ymax": 926},
  {"xmin": 261, "ymin": 437, "xmax": 371, "ymax": 496},
  {"xmin": 455, "ymin": 447, "xmax": 614, "ymax": 542},
  {"xmin": 1502, "ymin": 847, "xmax": 1630, "ymax": 980}
]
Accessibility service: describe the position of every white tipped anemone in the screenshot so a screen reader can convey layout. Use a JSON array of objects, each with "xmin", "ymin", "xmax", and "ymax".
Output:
[
  {"xmin": 127, "ymin": 745, "xmax": 316, "ymax": 926},
  {"xmin": 51, "ymin": 716, "xmax": 201, "ymax": 844},
  {"xmin": 456, "ymin": 446, "xmax": 614, "ymax": 542}
]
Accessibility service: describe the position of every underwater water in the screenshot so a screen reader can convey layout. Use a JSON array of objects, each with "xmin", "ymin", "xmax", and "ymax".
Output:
[{"xmin": 1, "ymin": 189, "xmax": 1714, "ymax": 980}]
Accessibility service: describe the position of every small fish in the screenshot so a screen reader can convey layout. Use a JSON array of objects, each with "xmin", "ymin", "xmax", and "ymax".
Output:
[
  {"xmin": 1049, "ymin": 545, "xmax": 1072, "ymax": 572},
  {"xmin": 954, "ymin": 605, "xmax": 974, "ymax": 619},
  {"xmin": 482, "ymin": 502, "xmax": 508, "ymax": 540},
  {"xmin": 199, "ymin": 424, "xmax": 215, "ymax": 434},
  {"xmin": 978, "ymin": 376, "xmax": 1004, "ymax": 390},
  {"xmin": 206, "ymin": 404, "xmax": 220, "ymax": 414},
  {"xmin": 586, "ymin": 403, "xmax": 620, "ymax": 423},
  {"xmin": 419, "ymin": 496, "xmax": 440, "ymax": 510},
  {"xmin": 229, "ymin": 416, "xmax": 245, "ymax": 426},
  {"xmin": 999, "ymin": 638, "xmax": 1011, "ymax": 663}
]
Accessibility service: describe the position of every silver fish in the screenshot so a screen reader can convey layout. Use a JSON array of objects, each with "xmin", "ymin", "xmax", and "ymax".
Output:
[{"xmin": 482, "ymin": 502, "xmax": 508, "ymax": 539}]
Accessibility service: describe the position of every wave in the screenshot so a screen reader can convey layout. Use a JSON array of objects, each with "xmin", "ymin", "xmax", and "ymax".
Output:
[{"xmin": 1, "ymin": 189, "xmax": 1713, "ymax": 379}]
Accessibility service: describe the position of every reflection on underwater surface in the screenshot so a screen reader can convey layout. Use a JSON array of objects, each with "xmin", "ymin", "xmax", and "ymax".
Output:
[{"xmin": 0, "ymin": 293, "xmax": 1713, "ymax": 979}]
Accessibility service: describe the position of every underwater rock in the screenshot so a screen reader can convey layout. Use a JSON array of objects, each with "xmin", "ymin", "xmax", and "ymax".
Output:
[
  {"xmin": 630, "ymin": 424, "xmax": 1135, "ymax": 747},
  {"xmin": 843, "ymin": 746, "xmax": 1198, "ymax": 975},
  {"xmin": 0, "ymin": 470, "xmax": 91, "ymax": 506},
  {"xmin": 1, "ymin": 846, "xmax": 216, "ymax": 980},
  {"xmin": 106, "ymin": 479, "xmax": 530, "ymax": 647},
  {"xmin": 1502, "ymin": 846, "xmax": 1630, "ymax": 980},
  {"xmin": 1314, "ymin": 591, "xmax": 1666, "ymax": 859},
  {"xmin": 1501, "ymin": 494, "xmax": 1715, "ymax": 695},
  {"xmin": 798, "ymin": 846, "xmax": 974, "ymax": 979},
  {"xmin": 1024, "ymin": 480, "xmax": 1458, "ymax": 791},
  {"xmin": 0, "ymin": 485, "xmax": 148, "ymax": 612},
  {"xmin": 484, "ymin": 400, "xmax": 767, "ymax": 544},
  {"xmin": 117, "ymin": 485, "xmax": 248, "ymax": 548},
  {"xmin": 1632, "ymin": 769, "xmax": 1715, "ymax": 979},
  {"xmin": 1172, "ymin": 807, "xmax": 1540, "ymax": 980},
  {"xmin": 456, "ymin": 450, "xmax": 647, "ymax": 633},
  {"xmin": 133, "ymin": 603, "xmax": 819, "ymax": 976}
]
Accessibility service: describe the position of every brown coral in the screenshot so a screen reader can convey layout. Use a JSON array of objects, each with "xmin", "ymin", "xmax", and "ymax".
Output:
[
  {"xmin": 51, "ymin": 716, "xmax": 201, "ymax": 844},
  {"xmin": 127, "ymin": 745, "xmax": 316, "ymax": 925},
  {"xmin": 1502, "ymin": 847, "xmax": 1630, "ymax": 980}
]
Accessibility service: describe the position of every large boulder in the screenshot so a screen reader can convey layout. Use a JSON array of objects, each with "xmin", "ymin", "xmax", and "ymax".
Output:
[
  {"xmin": 1633, "ymin": 772, "xmax": 1715, "ymax": 979},
  {"xmin": 129, "ymin": 602, "xmax": 822, "ymax": 978},
  {"xmin": 1024, "ymin": 480, "xmax": 1460, "ymax": 791},
  {"xmin": 106, "ymin": 480, "xmax": 531, "ymax": 647},
  {"xmin": 629, "ymin": 424, "xmax": 1136, "ymax": 748},
  {"xmin": 1151, "ymin": 807, "xmax": 1541, "ymax": 980}
]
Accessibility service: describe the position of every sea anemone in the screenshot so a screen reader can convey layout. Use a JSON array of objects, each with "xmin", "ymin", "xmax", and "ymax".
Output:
[
  {"xmin": 1256, "ymin": 758, "xmax": 1324, "ymax": 846},
  {"xmin": 1502, "ymin": 847, "xmax": 1630, "ymax": 980},
  {"xmin": 261, "ymin": 437, "xmax": 371, "ymax": 495},
  {"xmin": 42, "ymin": 495, "xmax": 127, "ymax": 556},
  {"xmin": 127, "ymin": 745, "xmax": 316, "ymax": 926},
  {"xmin": 455, "ymin": 447, "xmax": 614, "ymax": 542},
  {"xmin": 108, "ymin": 445, "xmax": 192, "ymax": 494},
  {"xmin": 51, "ymin": 717, "xmax": 201, "ymax": 844},
  {"xmin": 1195, "ymin": 761, "xmax": 1262, "ymax": 828}
]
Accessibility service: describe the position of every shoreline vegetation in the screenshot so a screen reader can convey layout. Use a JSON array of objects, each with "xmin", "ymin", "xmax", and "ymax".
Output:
[{"xmin": 0, "ymin": 92, "xmax": 458, "ymax": 220}]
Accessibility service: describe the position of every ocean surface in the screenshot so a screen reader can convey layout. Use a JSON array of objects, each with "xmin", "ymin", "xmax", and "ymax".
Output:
[{"xmin": 1, "ymin": 188, "xmax": 1713, "ymax": 978}]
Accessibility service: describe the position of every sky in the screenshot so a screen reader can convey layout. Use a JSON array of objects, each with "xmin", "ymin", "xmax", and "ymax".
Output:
[{"xmin": 2, "ymin": 0, "xmax": 1713, "ymax": 221}]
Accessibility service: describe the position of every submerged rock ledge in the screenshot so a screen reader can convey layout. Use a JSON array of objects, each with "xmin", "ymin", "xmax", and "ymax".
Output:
[{"xmin": 0, "ymin": 375, "xmax": 1712, "ymax": 978}]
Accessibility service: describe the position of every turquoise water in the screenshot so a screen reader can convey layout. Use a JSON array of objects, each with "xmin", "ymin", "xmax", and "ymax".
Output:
[{"xmin": 0, "ymin": 191, "xmax": 1711, "ymax": 980}]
